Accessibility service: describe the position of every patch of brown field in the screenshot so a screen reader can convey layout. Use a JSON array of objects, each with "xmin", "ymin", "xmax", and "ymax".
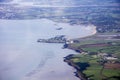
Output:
[
  {"xmin": 104, "ymin": 63, "xmax": 120, "ymax": 69},
  {"xmin": 81, "ymin": 43, "xmax": 111, "ymax": 48}
]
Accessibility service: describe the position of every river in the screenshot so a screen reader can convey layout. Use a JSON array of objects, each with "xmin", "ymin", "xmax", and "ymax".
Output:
[{"xmin": 0, "ymin": 19, "xmax": 96, "ymax": 80}]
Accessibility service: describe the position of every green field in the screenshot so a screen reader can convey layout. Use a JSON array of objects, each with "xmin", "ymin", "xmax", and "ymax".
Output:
[
  {"xmin": 70, "ymin": 38, "xmax": 120, "ymax": 59},
  {"xmin": 70, "ymin": 54, "xmax": 120, "ymax": 80},
  {"xmin": 67, "ymin": 36, "xmax": 120, "ymax": 80}
]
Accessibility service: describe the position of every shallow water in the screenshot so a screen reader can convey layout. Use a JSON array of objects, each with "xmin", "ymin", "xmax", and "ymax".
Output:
[{"xmin": 0, "ymin": 19, "xmax": 95, "ymax": 80}]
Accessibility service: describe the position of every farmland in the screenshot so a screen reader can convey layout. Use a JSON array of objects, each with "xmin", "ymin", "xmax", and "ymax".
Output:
[{"xmin": 65, "ymin": 34, "xmax": 120, "ymax": 80}]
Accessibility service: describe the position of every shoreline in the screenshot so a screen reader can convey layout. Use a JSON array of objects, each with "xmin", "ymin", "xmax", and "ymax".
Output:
[
  {"xmin": 63, "ymin": 29, "xmax": 120, "ymax": 80},
  {"xmin": 64, "ymin": 55, "xmax": 87, "ymax": 80},
  {"xmin": 63, "ymin": 26, "xmax": 97, "ymax": 80}
]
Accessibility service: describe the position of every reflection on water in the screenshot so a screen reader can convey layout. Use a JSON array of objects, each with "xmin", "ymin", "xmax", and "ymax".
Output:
[{"xmin": 0, "ymin": 19, "xmax": 95, "ymax": 80}]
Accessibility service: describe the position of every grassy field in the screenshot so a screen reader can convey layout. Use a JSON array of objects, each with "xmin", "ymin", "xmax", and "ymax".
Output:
[
  {"xmin": 67, "ymin": 34, "xmax": 120, "ymax": 80},
  {"xmin": 70, "ymin": 37, "xmax": 120, "ymax": 59},
  {"xmin": 70, "ymin": 54, "xmax": 120, "ymax": 80}
]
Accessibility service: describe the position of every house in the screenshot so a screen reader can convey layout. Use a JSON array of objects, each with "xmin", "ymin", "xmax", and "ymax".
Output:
[
  {"xmin": 65, "ymin": 38, "xmax": 74, "ymax": 44},
  {"xmin": 105, "ymin": 57, "xmax": 118, "ymax": 60}
]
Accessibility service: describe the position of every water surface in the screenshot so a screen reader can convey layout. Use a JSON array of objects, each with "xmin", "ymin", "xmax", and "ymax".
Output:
[{"xmin": 0, "ymin": 19, "xmax": 96, "ymax": 80}]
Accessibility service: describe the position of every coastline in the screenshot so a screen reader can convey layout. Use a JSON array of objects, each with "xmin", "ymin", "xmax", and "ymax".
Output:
[
  {"xmin": 64, "ymin": 56, "xmax": 87, "ymax": 80},
  {"xmin": 63, "ymin": 26, "xmax": 97, "ymax": 80}
]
